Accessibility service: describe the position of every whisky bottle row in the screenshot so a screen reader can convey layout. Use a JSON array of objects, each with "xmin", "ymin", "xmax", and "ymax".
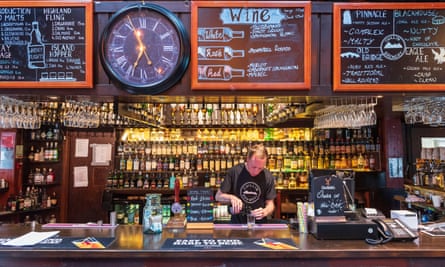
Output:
[
  {"xmin": 117, "ymin": 137, "xmax": 379, "ymax": 159},
  {"xmin": 117, "ymin": 142, "xmax": 379, "ymax": 173},
  {"xmin": 6, "ymin": 187, "xmax": 57, "ymax": 212},
  {"xmin": 118, "ymin": 153, "xmax": 245, "ymax": 173},
  {"xmin": 30, "ymin": 125, "xmax": 61, "ymax": 141},
  {"xmin": 28, "ymin": 142, "xmax": 59, "ymax": 162},
  {"xmin": 106, "ymin": 170, "xmax": 225, "ymax": 189},
  {"xmin": 26, "ymin": 168, "xmax": 56, "ymax": 185}
]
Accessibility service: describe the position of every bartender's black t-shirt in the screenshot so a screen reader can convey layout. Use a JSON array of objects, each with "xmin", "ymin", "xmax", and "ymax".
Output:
[{"xmin": 220, "ymin": 163, "xmax": 276, "ymax": 224}]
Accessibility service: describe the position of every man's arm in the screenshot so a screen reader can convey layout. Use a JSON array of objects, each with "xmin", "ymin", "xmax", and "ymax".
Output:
[{"xmin": 215, "ymin": 189, "xmax": 244, "ymax": 214}]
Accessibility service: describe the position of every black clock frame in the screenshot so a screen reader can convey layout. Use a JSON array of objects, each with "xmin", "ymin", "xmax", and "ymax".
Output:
[{"xmin": 99, "ymin": 3, "xmax": 190, "ymax": 95}]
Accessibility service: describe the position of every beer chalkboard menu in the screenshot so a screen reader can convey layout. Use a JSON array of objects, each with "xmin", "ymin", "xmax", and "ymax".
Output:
[
  {"xmin": 186, "ymin": 188, "xmax": 214, "ymax": 223},
  {"xmin": 311, "ymin": 175, "xmax": 345, "ymax": 218},
  {"xmin": 190, "ymin": 1, "xmax": 311, "ymax": 90},
  {"xmin": 334, "ymin": 3, "xmax": 445, "ymax": 91},
  {"xmin": 0, "ymin": 0, "xmax": 93, "ymax": 88}
]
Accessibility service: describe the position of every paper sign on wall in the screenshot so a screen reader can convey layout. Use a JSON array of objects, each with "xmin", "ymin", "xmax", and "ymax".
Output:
[
  {"xmin": 91, "ymin": 144, "xmax": 112, "ymax": 166},
  {"xmin": 75, "ymin": 139, "xmax": 89, "ymax": 158},
  {"xmin": 73, "ymin": 166, "xmax": 88, "ymax": 188}
]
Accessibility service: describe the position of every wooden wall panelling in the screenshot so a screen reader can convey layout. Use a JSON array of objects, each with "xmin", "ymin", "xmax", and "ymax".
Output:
[{"xmin": 66, "ymin": 129, "xmax": 115, "ymax": 223}]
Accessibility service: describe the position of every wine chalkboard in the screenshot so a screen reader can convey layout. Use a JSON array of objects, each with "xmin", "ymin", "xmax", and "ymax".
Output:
[
  {"xmin": 186, "ymin": 188, "xmax": 214, "ymax": 223},
  {"xmin": 191, "ymin": 1, "xmax": 311, "ymax": 90},
  {"xmin": 334, "ymin": 3, "xmax": 445, "ymax": 91},
  {"xmin": 0, "ymin": 1, "xmax": 93, "ymax": 88}
]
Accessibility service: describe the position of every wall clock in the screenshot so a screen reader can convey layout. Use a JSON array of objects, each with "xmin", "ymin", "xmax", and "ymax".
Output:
[{"xmin": 100, "ymin": 3, "xmax": 190, "ymax": 94}]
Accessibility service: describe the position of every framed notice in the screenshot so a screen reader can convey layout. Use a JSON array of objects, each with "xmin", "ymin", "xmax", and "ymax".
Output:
[
  {"xmin": 191, "ymin": 1, "xmax": 311, "ymax": 90},
  {"xmin": 0, "ymin": 0, "xmax": 93, "ymax": 88},
  {"xmin": 333, "ymin": 3, "xmax": 445, "ymax": 91}
]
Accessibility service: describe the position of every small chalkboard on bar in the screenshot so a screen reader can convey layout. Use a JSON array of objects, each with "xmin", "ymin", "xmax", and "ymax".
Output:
[
  {"xmin": 0, "ymin": 0, "xmax": 93, "ymax": 88},
  {"xmin": 186, "ymin": 188, "xmax": 214, "ymax": 224},
  {"xmin": 190, "ymin": 1, "xmax": 311, "ymax": 90},
  {"xmin": 333, "ymin": 3, "xmax": 445, "ymax": 91},
  {"xmin": 311, "ymin": 174, "xmax": 345, "ymax": 218}
]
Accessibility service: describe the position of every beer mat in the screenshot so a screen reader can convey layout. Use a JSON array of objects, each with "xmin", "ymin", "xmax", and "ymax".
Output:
[
  {"xmin": 213, "ymin": 223, "xmax": 288, "ymax": 230},
  {"xmin": 161, "ymin": 238, "xmax": 298, "ymax": 250},
  {"xmin": 42, "ymin": 223, "xmax": 118, "ymax": 229},
  {"xmin": 0, "ymin": 237, "xmax": 115, "ymax": 249}
]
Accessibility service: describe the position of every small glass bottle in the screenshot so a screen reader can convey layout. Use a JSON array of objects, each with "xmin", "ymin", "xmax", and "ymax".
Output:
[{"xmin": 142, "ymin": 194, "xmax": 163, "ymax": 234}]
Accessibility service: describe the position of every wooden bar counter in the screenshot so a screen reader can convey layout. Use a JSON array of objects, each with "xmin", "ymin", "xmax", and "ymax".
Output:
[{"xmin": 0, "ymin": 223, "xmax": 444, "ymax": 267}]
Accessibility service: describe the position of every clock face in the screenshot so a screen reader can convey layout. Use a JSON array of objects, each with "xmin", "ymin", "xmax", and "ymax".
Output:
[{"xmin": 100, "ymin": 4, "xmax": 189, "ymax": 94}]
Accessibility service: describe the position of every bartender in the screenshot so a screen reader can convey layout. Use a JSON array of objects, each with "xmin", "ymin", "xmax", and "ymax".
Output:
[{"xmin": 215, "ymin": 143, "xmax": 276, "ymax": 224}]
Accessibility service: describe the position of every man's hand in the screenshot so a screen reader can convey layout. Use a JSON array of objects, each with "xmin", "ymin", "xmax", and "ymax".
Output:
[
  {"xmin": 251, "ymin": 207, "xmax": 265, "ymax": 220},
  {"xmin": 229, "ymin": 195, "xmax": 244, "ymax": 214}
]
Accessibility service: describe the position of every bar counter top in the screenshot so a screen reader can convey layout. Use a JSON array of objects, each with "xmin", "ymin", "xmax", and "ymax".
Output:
[{"xmin": 0, "ymin": 223, "xmax": 444, "ymax": 267}]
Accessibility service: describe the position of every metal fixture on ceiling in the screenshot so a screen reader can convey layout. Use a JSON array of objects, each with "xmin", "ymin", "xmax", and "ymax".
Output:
[
  {"xmin": 313, "ymin": 96, "xmax": 378, "ymax": 129},
  {"xmin": 403, "ymin": 97, "xmax": 445, "ymax": 127}
]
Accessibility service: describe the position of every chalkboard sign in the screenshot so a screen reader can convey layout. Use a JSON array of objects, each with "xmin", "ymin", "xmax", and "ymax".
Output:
[
  {"xmin": 186, "ymin": 188, "xmax": 214, "ymax": 223},
  {"xmin": 334, "ymin": 3, "xmax": 445, "ymax": 91},
  {"xmin": 190, "ymin": 1, "xmax": 311, "ymax": 90},
  {"xmin": 0, "ymin": 0, "xmax": 93, "ymax": 88},
  {"xmin": 311, "ymin": 175, "xmax": 345, "ymax": 217}
]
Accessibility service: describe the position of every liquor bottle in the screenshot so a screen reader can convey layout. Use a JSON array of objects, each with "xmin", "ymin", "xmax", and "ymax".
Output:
[
  {"xmin": 46, "ymin": 168, "xmax": 55, "ymax": 184},
  {"xmin": 276, "ymin": 172, "xmax": 284, "ymax": 188},
  {"xmin": 23, "ymin": 187, "xmax": 32, "ymax": 210},
  {"xmin": 34, "ymin": 146, "xmax": 41, "ymax": 162},
  {"xmin": 130, "ymin": 173, "xmax": 136, "ymax": 188},
  {"xmin": 28, "ymin": 146, "xmax": 35, "ymax": 161},
  {"xmin": 202, "ymin": 154, "xmax": 209, "ymax": 171},
  {"xmin": 51, "ymin": 191, "xmax": 57, "ymax": 207},
  {"xmin": 139, "ymin": 155, "xmax": 145, "ymax": 171},
  {"xmin": 168, "ymin": 156, "xmax": 175, "ymax": 171},
  {"xmin": 123, "ymin": 174, "xmax": 130, "ymax": 188},
  {"xmin": 41, "ymin": 189, "xmax": 48, "ymax": 208},
  {"xmin": 204, "ymin": 172, "xmax": 210, "ymax": 188},
  {"xmin": 126, "ymin": 154, "xmax": 133, "ymax": 171},
  {"xmin": 162, "ymin": 156, "xmax": 169, "ymax": 171},
  {"xmin": 119, "ymin": 155, "xmax": 126, "ymax": 170},
  {"xmin": 134, "ymin": 209, "xmax": 140, "ymax": 225},
  {"xmin": 268, "ymin": 154, "xmax": 277, "ymax": 170},
  {"xmin": 214, "ymin": 154, "xmax": 221, "ymax": 172},
  {"xmin": 119, "ymin": 172, "xmax": 126, "ymax": 188},
  {"xmin": 357, "ymin": 153, "xmax": 365, "ymax": 169},
  {"xmin": 182, "ymin": 171, "xmax": 189, "ymax": 188},
  {"xmin": 34, "ymin": 168, "xmax": 43, "ymax": 184},
  {"xmin": 53, "ymin": 123, "xmax": 60, "ymax": 141},
  {"xmin": 112, "ymin": 170, "xmax": 118, "ymax": 188},
  {"xmin": 196, "ymin": 154, "xmax": 203, "ymax": 171},
  {"xmin": 220, "ymin": 155, "xmax": 227, "ymax": 171},
  {"xmin": 317, "ymin": 154, "xmax": 324, "ymax": 169},
  {"xmin": 210, "ymin": 171, "xmax": 216, "ymax": 187},
  {"xmin": 52, "ymin": 142, "xmax": 59, "ymax": 161},
  {"xmin": 163, "ymin": 174, "xmax": 169, "ymax": 189},
  {"xmin": 369, "ymin": 153, "xmax": 376, "ymax": 170},
  {"xmin": 169, "ymin": 172, "xmax": 176, "ymax": 190},
  {"xmin": 133, "ymin": 154, "xmax": 140, "ymax": 171}
]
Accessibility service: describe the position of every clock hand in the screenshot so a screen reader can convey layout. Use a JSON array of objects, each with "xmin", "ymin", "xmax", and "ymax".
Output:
[
  {"xmin": 133, "ymin": 46, "xmax": 144, "ymax": 69},
  {"xmin": 127, "ymin": 16, "xmax": 152, "ymax": 65}
]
